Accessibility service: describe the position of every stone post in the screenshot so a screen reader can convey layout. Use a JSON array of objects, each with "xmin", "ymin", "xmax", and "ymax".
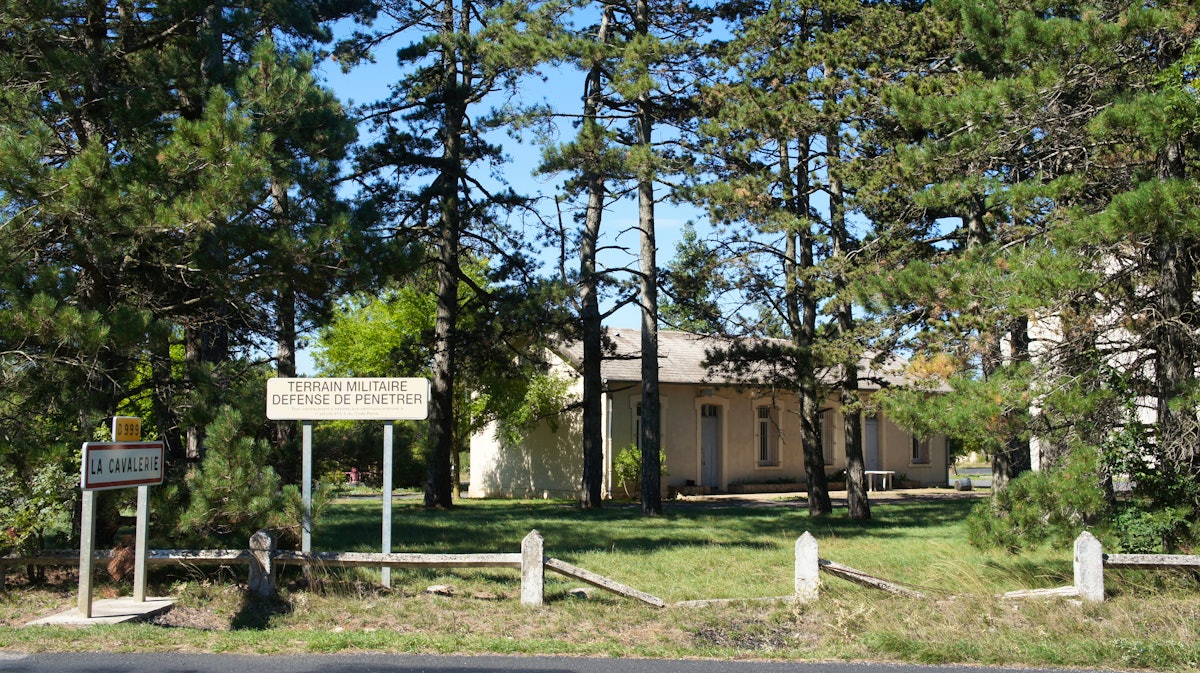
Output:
[
  {"xmin": 795, "ymin": 532, "xmax": 820, "ymax": 603},
  {"xmin": 521, "ymin": 530, "xmax": 544, "ymax": 607},
  {"xmin": 249, "ymin": 529, "xmax": 277, "ymax": 598},
  {"xmin": 1074, "ymin": 531, "xmax": 1104, "ymax": 602}
]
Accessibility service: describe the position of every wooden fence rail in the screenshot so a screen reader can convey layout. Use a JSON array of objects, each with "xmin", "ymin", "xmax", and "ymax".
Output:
[
  {"xmin": 5, "ymin": 529, "xmax": 1193, "ymax": 607},
  {"xmin": 0, "ymin": 530, "xmax": 665, "ymax": 608}
]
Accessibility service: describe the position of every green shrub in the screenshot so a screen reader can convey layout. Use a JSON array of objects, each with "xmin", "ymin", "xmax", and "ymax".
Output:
[
  {"xmin": 0, "ymin": 456, "xmax": 77, "ymax": 555},
  {"xmin": 967, "ymin": 448, "xmax": 1109, "ymax": 552},
  {"xmin": 1104, "ymin": 420, "xmax": 1199, "ymax": 553},
  {"xmin": 1114, "ymin": 504, "xmax": 1197, "ymax": 554},
  {"xmin": 613, "ymin": 444, "xmax": 668, "ymax": 498},
  {"xmin": 176, "ymin": 406, "xmax": 297, "ymax": 545}
]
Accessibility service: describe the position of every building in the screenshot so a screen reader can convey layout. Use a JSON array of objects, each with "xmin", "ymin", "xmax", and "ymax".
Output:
[{"xmin": 468, "ymin": 330, "xmax": 950, "ymax": 499}]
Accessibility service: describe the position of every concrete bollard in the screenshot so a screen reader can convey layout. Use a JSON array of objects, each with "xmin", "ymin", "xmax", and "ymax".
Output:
[
  {"xmin": 795, "ymin": 532, "xmax": 819, "ymax": 603},
  {"xmin": 1074, "ymin": 531, "xmax": 1104, "ymax": 602},
  {"xmin": 249, "ymin": 529, "xmax": 277, "ymax": 598},
  {"xmin": 521, "ymin": 530, "xmax": 544, "ymax": 607}
]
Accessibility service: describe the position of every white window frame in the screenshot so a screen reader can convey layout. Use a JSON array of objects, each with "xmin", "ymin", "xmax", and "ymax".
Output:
[
  {"xmin": 630, "ymin": 395, "xmax": 668, "ymax": 452},
  {"xmin": 753, "ymin": 403, "xmax": 781, "ymax": 469},
  {"xmin": 819, "ymin": 410, "xmax": 835, "ymax": 465}
]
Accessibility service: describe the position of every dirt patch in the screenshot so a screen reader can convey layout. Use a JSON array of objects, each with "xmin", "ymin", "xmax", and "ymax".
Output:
[
  {"xmin": 149, "ymin": 605, "xmax": 230, "ymax": 631},
  {"xmin": 691, "ymin": 614, "xmax": 820, "ymax": 652}
]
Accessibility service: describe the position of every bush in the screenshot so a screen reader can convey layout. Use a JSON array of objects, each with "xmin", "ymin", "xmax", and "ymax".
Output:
[
  {"xmin": 175, "ymin": 406, "xmax": 295, "ymax": 545},
  {"xmin": 0, "ymin": 456, "xmax": 77, "ymax": 556},
  {"xmin": 1105, "ymin": 421, "xmax": 1199, "ymax": 553},
  {"xmin": 1114, "ymin": 504, "xmax": 1197, "ymax": 554},
  {"xmin": 967, "ymin": 448, "xmax": 1110, "ymax": 552},
  {"xmin": 613, "ymin": 444, "xmax": 668, "ymax": 498}
]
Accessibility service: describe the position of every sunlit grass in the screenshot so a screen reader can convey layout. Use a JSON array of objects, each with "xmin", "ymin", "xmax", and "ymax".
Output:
[{"xmin": 1, "ymin": 495, "xmax": 1197, "ymax": 670}]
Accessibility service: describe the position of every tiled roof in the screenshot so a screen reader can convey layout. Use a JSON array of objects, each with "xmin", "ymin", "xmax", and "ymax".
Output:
[{"xmin": 557, "ymin": 329, "xmax": 926, "ymax": 390}]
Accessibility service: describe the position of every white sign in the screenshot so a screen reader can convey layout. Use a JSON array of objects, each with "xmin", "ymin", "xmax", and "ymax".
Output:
[
  {"xmin": 82, "ymin": 441, "xmax": 164, "ymax": 490},
  {"xmin": 266, "ymin": 377, "xmax": 430, "ymax": 421}
]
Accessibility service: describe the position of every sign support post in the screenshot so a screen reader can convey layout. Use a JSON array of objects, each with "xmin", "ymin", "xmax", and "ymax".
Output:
[
  {"xmin": 113, "ymin": 416, "xmax": 150, "ymax": 603},
  {"xmin": 301, "ymin": 421, "xmax": 313, "ymax": 555},
  {"xmin": 266, "ymin": 378, "xmax": 428, "ymax": 590},
  {"xmin": 78, "ymin": 490, "xmax": 98, "ymax": 617},
  {"xmin": 382, "ymin": 422, "xmax": 394, "ymax": 588},
  {"xmin": 133, "ymin": 484, "xmax": 150, "ymax": 602},
  {"xmin": 78, "ymin": 426, "xmax": 162, "ymax": 619}
]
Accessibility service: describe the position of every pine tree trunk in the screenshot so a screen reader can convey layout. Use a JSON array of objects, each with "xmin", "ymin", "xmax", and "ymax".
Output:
[
  {"xmin": 579, "ymin": 7, "xmax": 613, "ymax": 509},
  {"xmin": 992, "ymin": 317, "xmax": 1031, "ymax": 487},
  {"xmin": 425, "ymin": 0, "xmax": 463, "ymax": 509},
  {"xmin": 828, "ymin": 118, "xmax": 869, "ymax": 520},
  {"xmin": 782, "ymin": 138, "xmax": 832, "ymax": 516},
  {"xmin": 273, "ymin": 176, "xmax": 298, "ymax": 454},
  {"xmin": 633, "ymin": 0, "xmax": 662, "ymax": 516},
  {"xmin": 1153, "ymin": 141, "xmax": 1199, "ymax": 477}
]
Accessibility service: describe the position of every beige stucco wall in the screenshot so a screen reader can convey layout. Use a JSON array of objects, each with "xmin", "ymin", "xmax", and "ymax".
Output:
[
  {"xmin": 468, "ymin": 375, "xmax": 950, "ymax": 499},
  {"xmin": 466, "ymin": 363, "xmax": 585, "ymax": 499}
]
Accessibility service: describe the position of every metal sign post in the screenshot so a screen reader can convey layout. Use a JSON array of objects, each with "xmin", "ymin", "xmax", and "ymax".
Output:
[
  {"xmin": 267, "ymin": 378, "xmax": 428, "ymax": 589},
  {"xmin": 78, "ymin": 429, "xmax": 163, "ymax": 618},
  {"xmin": 382, "ymin": 422, "xmax": 394, "ymax": 587}
]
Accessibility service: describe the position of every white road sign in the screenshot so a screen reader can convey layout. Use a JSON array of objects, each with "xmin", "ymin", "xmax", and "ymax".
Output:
[
  {"xmin": 82, "ymin": 441, "xmax": 165, "ymax": 490},
  {"xmin": 266, "ymin": 377, "xmax": 430, "ymax": 421}
]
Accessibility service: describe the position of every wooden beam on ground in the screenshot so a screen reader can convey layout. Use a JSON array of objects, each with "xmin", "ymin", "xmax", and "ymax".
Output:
[
  {"xmin": 273, "ymin": 551, "xmax": 522, "ymax": 569},
  {"xmin": 1001, "ymin": 585, "xmax": 1079, "ymax": 600},
  {"xmin": 543, "ymin": 557, "xmax": 666, "ymax": 608},
  {"xmin": 0, "ymin": 549, "xmax": 249, "ymax": 567},
  {"xmin": 818, "ymin": 559, "xmax": 926, "ymax": 599},
  {"xmin": 145, "ymin": 550, "xmax": 250, "ymax": 565},
  {"xmin": 1105, "ymin": 554, "xmax": 1200, "ymax": 570},
  {"xmin": 675, "ymin": 596, "xmax": 793, "ymax": 608}
]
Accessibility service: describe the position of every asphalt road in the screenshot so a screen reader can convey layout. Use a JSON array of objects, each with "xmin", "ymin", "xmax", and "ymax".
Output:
[{"xmin": 0, "ymin": 653, "xmax": 1136, "ymax": 673}]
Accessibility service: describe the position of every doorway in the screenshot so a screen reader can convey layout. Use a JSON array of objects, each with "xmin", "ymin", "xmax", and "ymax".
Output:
[
  {"xmin": 700, "ymin": 404, "xmax": 720, "ymax": 488},
  {"xmin": 865, "ymin": 415, "xmax": 880, "ymax": 471}
]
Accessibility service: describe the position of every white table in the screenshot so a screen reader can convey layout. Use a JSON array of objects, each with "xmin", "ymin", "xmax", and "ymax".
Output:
[{"xmin": 864, "ymin": 470, "xmax": 895, "ymax": 491}]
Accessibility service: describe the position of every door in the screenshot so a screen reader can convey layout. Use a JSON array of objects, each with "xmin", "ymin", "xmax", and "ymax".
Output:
[
  {"xmin": 701, "ymin": 404, "xmax": 719, "ymax": 487},
  {"xmin": 865, "ymin": 415, "xmax": 880, "ymax": 471}
]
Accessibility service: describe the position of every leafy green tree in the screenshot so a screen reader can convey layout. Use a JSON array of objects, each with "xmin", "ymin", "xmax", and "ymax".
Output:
[
  {"xmin": 314, "ymin": 265, "xmax": 572, "ymax": 496},
  {"xmin": 345, "ymin": 0, "xmax": 569, "ymax": 508}
]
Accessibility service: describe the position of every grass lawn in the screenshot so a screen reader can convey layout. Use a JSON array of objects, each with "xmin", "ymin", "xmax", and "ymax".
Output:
[{"xmin": 1, "ymin": 493, "xmax": 1197, "ymax": 671}]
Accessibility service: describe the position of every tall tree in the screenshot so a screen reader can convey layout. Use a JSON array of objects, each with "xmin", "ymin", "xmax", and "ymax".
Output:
[
  {"xmin": 537, "ymin": 2, "xmax": 625, "ymax": 508},
  {"xmin": 869, "ymin": 0, "xmax": 1200, "ymax": 546},
  {"xmin": 687, "ymin": 0, "xmax": 927, "ymax": 518},
  {"xmin": 348, "ymin": 0, "xmax": 564, "ymax": 507},
  {"xmin": 0, "ymin": 0, "xmax": 360, "ymax": 545}
]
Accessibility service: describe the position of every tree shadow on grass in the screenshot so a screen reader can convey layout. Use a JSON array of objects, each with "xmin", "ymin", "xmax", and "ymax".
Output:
[
  {"xmin": 313, "ymin": 497, "xmax": 983, "ymax": 559},
  {"xmin": 231, "ymin": 592, "xmax": 291, "ymax": 630}
]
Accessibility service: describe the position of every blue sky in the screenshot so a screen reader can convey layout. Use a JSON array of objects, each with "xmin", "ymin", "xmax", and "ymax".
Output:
[{"xmin": 295, "ymin": 36, "xmax": 701, "ymax": 374}]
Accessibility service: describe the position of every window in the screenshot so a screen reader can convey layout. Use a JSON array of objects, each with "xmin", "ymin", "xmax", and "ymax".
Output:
[
  {"xmin": 755, "ymin": 405, "xmax": 779, "ymax": 467},
  {"xmin": 635, "ymin": 403, "xmax": 643, "ymax": 451},
  {"xmin": 631, "ymin": 397, "xmax": 667, "ymax": 450},
  {"xmin": 819, "ymin": 410, "xmax": 834, "ymax": 465},
  {"xmin": 911, "ymin": 436, "xmax": 930, "ymax": 464}
]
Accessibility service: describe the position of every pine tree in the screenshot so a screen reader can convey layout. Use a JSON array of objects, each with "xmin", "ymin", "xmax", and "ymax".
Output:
[
  {"xmin": 867, "ymin": 0, "xmax": 1200, "ymax": 545},
  {"xmin": 348, "ymin": 0, "xmax": 567, "ymax": 507},
  {"xmin": 0, "ymin": 0, "xmax": 361, "ymax": 543}
]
